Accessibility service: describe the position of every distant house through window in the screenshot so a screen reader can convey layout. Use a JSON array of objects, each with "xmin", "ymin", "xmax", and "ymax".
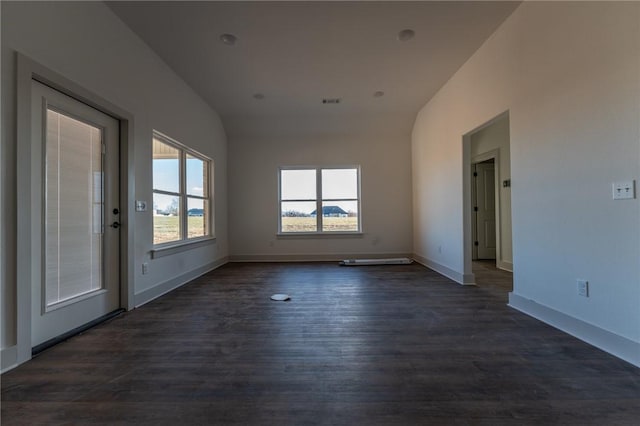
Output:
[
  {"xmin": 279, "ymin": 167, "xmax": 360, "ymax": 233},
  {"xmin": 152, "ymin": 132, "xmax": 212, "ymax": 245}
]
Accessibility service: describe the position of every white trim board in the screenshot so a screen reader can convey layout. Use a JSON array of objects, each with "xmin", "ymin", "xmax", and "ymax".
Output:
[
  {"xmin": 134, "ymin": 257, "xmax": 228, "ymax": 308},
  {"xmin": 497, "ymin": 260, "xmax": 513, "ymax": 272},
  {"xmin": 1, "ymin": 346, "xmax": 18, "ymax": 374},
  {"xmin": 509, "ymin": 293, "xmax": 640, "ymax": 368},
  {"xmin": 412, "ymin": 253, "xmax": 476, "ymax": 285}
]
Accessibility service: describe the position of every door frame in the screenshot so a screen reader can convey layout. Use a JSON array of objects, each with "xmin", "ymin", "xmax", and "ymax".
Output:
[
  {"xmin": 471, "ymin": 151, "xmax": 500, "ymax": 262},
  {"xmin": 462, "ymin": 110, "xmax": 510, "ymax": 284},
  {"xmin": 15, "ymin": 54, "xmax": 135, "ymax": 365}
]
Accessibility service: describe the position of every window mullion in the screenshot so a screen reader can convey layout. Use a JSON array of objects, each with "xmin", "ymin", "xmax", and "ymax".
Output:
[
  {"xmin": 316, "ymin": 168, "xmax": 322, "ymax": 232},
  {"xmin": 154, "ymin": 189, "xmax": 181, "ymax": 197},
  {"xmin": 188, "ymin": 196, "xmax": 208, "ymax": 201},
  {"xmin": 181, "ymin": 150, "xmax": 187, "ymax": 240}
]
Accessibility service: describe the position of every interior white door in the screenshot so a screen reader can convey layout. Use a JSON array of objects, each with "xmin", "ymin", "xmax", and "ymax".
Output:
[
  {"xmin": 31, "ymin": 80, "xmax": 120, "ymax": 348},
  {"xmin": 475, "ymin": 161, "xmax": 496, "ymax": 260}
]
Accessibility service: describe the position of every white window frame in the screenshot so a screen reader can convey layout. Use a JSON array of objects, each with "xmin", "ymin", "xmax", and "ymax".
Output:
[
  {"xmin": 152, "ymin": 131, "xmax": 214, "ymax": 249},
  {"xmin": 278, "ymin": 165, "xmax": 362, "ymax": 235}
]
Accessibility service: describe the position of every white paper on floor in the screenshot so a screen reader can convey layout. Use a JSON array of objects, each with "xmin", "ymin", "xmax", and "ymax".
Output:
[{"xmin": 270, "ymin": 294, "xmax": 291, "ymax": 301}]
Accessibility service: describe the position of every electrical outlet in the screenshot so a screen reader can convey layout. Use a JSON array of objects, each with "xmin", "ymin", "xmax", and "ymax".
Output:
[
  {"xmin": 142, "ymin": 262, "xmax": 149, "ymax": 275},
  {"xmin": 577, "ymin": 279, "xmax": 589, "ymax": 297},
  {"xmin": 612, "ymin": 181, "xmax": 635, "ymax": 200}
]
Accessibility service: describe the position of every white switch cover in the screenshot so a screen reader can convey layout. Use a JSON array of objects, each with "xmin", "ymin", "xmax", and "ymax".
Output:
[
  {"xmin": 577, "ymin": 280, "xmax": 589, "ymax": 297},
  {"xmin": 135, "ymin": 200, "xmax": 148, "ymax": 211},
  {"xmin": 612, "ymin": 181, "xmax": 635, "ymax": 200}
]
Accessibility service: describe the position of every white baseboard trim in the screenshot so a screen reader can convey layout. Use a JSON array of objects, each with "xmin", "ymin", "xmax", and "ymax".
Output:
[
  {"xmin": 509, "ymin": 293, "xmax": 640, "ymax": 368},
  {"xmin": 497, "ymin": 260, "xmax": 513, "ymax": 272},
  {"xmin": 1, "ymin": 345, "xmax": 18, "ymax": 373},
  {"xmin": 412, "ymin": 253, "xmax": 476, "ymax": 285},
  {"xmin": 134, "ymin": 256, "xmax": 229, "ymax": 308},
  {"xmin": 229, "ymin": 253, "xmax": 412, "ymax": 263}
]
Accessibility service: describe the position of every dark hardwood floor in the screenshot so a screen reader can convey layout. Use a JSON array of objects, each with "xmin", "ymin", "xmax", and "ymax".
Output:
[
  {"xmin": 473, "ymin": 259, "xmax": 513, "ymax": 294},
  {"xmin": 3, "ymin": 262, "xmax": 639, "ymax": 425}
]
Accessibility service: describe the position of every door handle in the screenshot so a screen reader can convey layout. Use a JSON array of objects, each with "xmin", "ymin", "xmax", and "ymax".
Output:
[{"xmin": 110, "ymin": 221, "xmax": 121, "ymax": 229}]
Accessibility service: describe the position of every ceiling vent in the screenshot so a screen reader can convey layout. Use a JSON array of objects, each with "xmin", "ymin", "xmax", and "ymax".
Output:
[{"xmin": 322, "ymin": 98, "xmax": 341, "ymax": 104}]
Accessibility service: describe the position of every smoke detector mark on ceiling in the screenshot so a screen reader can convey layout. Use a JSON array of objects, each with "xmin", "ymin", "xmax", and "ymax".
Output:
[
  {"xmin": 397, "ymin": 29, "xmax": 415, "ymax": 42},
  {"xmin": 220, "ymin": 33, "xmax": 237, "ymax": 46},
  {"xmin": 253, "ymin": 93, "xmax": 265, "ymax": 100},
  {"xmin": 322, "ymin": 98, "xmax": 341, "ymax": 104},
  {"xmin": 373, "ymin": 91, "xmax": 385, "ymax": 98}
]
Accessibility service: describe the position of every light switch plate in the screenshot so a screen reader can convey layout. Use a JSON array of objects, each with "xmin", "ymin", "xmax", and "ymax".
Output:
[
  {"xmin": 135, "ymin": 200, "xmax": 148, "ymax": 211},
  {"xmin": 577, "ymin": 279, "xmax": 589, "ymax": 297},
  {"xmin": 612, "ymin": 181, "xmax": 635, "ymax": 200}
]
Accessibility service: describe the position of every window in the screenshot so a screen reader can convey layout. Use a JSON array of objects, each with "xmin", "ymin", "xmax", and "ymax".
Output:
[
  {"xmin": 152, "ymin": 132, "xmax": 212, "ymax": 245},
  {"xmin": 279, "ymin": 167, "xmax": 360, "ymax": 234}
]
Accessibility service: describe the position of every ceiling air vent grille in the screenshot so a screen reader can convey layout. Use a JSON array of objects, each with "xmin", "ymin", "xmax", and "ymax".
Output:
[{"xmin": 322, "ymin": 98, "xmax": 341, "ymax": 104}]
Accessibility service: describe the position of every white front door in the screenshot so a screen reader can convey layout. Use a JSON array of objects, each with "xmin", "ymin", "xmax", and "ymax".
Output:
[
  {"xmin": 474, "ymin": 161, "xmax": 497, "ymax": 260},
  {"xmin": 31, "ymin": 81, "xmax": 121, "ymax": 348}
]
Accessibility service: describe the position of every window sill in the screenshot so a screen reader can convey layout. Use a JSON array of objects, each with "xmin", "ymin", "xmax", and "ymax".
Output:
[
  {"xmin": 276, "ymin": 232, "xmax": 364, "ymax": 239},
  {"xmin": 151, "ymin": 237, "xmax": 216, "ymax": 259}
]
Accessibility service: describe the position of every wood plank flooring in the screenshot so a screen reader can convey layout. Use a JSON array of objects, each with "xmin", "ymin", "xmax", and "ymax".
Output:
[
  {"xmin": 2, "ymin": 262, "xmax": 640, "ymax": 425},
  {"xmin": 472, "ymin": 259, "xmax": 513, "ymax": 293}
]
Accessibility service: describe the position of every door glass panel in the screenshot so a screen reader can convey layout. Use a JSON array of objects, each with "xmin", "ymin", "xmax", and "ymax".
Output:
[{"xmin": 45, "ymin": 109, "xmax": 103, "ymax": 307}]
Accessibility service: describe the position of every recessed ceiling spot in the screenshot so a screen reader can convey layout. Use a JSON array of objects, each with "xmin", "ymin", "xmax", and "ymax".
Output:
[
  {"xmin": 253, "ymin": 93, "xmax": 265, "ymax": 100},
  {"xmin": 322, "ymin": 98, "xmax": 341, "ymax": 104},
  {"xmin": 397, "ymin": 29, "xmax": 415, "ymax": 42},
  {"xmin": 220, "ymin": 33, "xmax": 237, "ymax": 46},
  {"xmin": 373, "ymin": 91, "xmax": 385, "ymax": 98}
]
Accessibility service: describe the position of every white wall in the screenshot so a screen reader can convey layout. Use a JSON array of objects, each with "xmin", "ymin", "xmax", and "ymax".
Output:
[
  {"xmin": 1, "ymin": 1, "xmax": 228, "ymax": 368},
  {"xmin": 412, "ymin": 2, "xmax": 639, "ymax": 364},
  {"xmin": 228, "ymin": 114, "xmax": 413, "ymax": 259},
  {"xmin": 470, "ymin": 115, "xmax": 512, "ymax": 270}
]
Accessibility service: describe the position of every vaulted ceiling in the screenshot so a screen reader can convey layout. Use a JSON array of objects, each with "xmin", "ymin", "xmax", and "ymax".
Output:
[{"xmin": 107, "ymin": 1, "xmax": 520, "ymax": 140}]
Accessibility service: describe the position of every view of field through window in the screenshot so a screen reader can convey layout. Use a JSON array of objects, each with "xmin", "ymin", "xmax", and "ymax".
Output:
[
  {"xmin": 153, "ymin": 216, "xmax": 206, "ymax": 243},
  {"xmin": 152, "ymin": 137, "xmax": 210, "ymax": 245},
  {"xmin": 280, "ymin": 168, "xmax": 359, "ymax": 233}
]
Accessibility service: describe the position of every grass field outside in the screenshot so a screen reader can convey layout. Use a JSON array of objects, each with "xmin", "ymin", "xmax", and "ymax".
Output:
[
  {"xmin": 153, "ymin": 215, "xmax": 206, "ymax": 244},
  {"xmin": 154, "ymin": 216, "xmax": 357, "ymax": 243},
  {"xmin": 281, "ymin": 216, "xmax": 358, "ymax": 233}
]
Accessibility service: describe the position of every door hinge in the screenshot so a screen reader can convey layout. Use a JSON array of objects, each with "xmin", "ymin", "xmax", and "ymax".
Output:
[
  {"xmin": 474, "ymin": 241, "xmax": 479, "ymax": 246},
  {"xmin": 473, "ymin": 172, "xmax": 478, "ymax": 177},
  {"xmin": 474, "ymin": 206, "xmax": 478, "ymax": 212}
]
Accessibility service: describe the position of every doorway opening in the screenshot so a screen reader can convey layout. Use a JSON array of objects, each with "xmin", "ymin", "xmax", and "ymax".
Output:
[{"xmin": 463, "ymin": 112, "xmax": 512, "ymax": 291}]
